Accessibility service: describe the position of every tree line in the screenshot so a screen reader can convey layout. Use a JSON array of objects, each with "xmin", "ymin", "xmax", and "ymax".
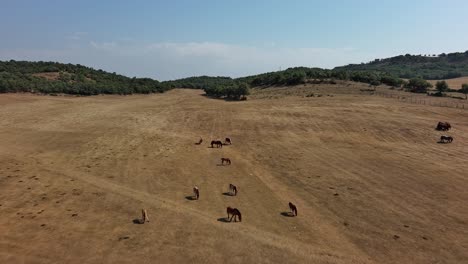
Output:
[
  {"xmin": 2, "ymin": 60, "xmax": 467, "ymax": 99},
  {"xmin": 237, "ymin": 67, "xmax": 405, "ymax": 87}
]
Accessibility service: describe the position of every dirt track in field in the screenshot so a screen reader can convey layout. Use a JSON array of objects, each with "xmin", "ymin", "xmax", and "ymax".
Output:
[{"xmin": 1, "ymin": 86, "xmax": 467, "ymax": 263}]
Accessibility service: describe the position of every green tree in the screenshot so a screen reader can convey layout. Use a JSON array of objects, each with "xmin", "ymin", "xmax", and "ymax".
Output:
[
  {"xmin": 460, "ymin": 83, "xmax": 468, "ymax": 99},
  {"xmin": 435, "ymin": 80, "xmax": 449, "ymax": 94},
  {"xmin": 405, "ymin": 78, "xmax": 433, "ymax": 93}
]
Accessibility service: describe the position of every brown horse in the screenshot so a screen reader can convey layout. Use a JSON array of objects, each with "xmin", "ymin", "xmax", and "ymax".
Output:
[
  {"xmin": 229, "ymin": 184, "xmax": 238, "ymax": 196},
  {"xmin": 193, "ymin": 186, "xmax": 200, "ymax": 200},
  {"xmin": 225, "ymin": 137, "xmax": 232, "ymax": 145},
  {"xmin": 141, "ymin": 209, "xmax": 150, "ymax": 223},
  {"xmin": 440, "ymin": 135, "xmax": 453, "ymax": 143},
  {"xmin": 227, "ymin": 207, "xmax": 242, "ymax": 222},
  {"xmin": 211, "ymin": 140, "xmax": 223, "ymax": 148},
  {"xmin": 289, "ymin": 202, "xmax": 298, "ymax": 216},
  {"xmin": 221, "ymin": 158, "xmax": 231, "ymax": 165}
]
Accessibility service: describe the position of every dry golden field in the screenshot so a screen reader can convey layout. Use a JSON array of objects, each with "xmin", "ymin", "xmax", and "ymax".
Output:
[
  {"xmin": 1, "ymin": 85, "xmax": 467, "ymax": 263},
  {"xmin": 427, "ymin": 77, "xmax": 468, "ymax": 90}
]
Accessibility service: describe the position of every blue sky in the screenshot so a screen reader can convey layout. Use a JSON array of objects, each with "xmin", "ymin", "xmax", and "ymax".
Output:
[{"xmin": 1, "ymin": 0, "xmax": 467, "ymax": 80}]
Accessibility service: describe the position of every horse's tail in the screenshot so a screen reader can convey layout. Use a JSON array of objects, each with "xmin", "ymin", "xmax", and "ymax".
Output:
[
  {"xmin": 238, "ymin": 212, "xmax": 242, "ymax": 222},
  {"xmin": 295, "ymin": 208, "xmax": 298, "ymax": 216}
]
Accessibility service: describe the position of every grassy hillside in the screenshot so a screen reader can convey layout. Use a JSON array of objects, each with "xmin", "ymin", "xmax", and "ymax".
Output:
[
  {"xmin": 0, "ymin": 60, "xmax": 167, "ymax": 95},
  {"xmin": 334, "ymin": 51, "xmax": 468, "ymax": 80}
]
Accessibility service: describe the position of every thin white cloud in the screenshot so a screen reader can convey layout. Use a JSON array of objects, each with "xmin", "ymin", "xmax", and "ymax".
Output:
[
  {"xmin": 90, "ymin": 41, "xmax": 117, "ymax": 49},
  {"xmin": 66, "ymin": 32, "xmax": 88, "ymax": 40}
]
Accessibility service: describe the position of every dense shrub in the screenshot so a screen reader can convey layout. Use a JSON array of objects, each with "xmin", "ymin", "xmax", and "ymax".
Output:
[
  {"xmin": 459, "ymin": 83, "xmax": 468, "ymax": 99},
  {"xmin": 203, "ymin": 82, "xmax": 249, "ymax": 100},
  {"xmin": 405, "ymin": 78, "xmax": 433, "ymax": 93}
]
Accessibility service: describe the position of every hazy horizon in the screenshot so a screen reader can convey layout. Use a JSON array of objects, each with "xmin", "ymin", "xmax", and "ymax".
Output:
[{"xmin": 1, "ymin": 0, "xmax": 468, "ymax": 81}]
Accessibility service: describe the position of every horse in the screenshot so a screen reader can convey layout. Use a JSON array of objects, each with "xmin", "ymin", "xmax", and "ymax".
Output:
[
  {"xmin": 196, "ymin": 137, "xmax": 203, "ymax": 145},
  {"xmin": 221, "ymin": 158, "xmax": 231, "ymax": 165},
  {"xmin": 193, "ymin": 186, "xmax": 200, "ymax": 200},
  {"xmin": 225, "ymin": 137, "xmax": 232, "ymax": 145},
  {"xmin": 141, "ymin": 209, "xmax": 150, "ymax": 223},
  {"xmin": 436, "ymin": 122, "xmax": 451, "ymax": 131},
  {"xmin": 440, "ymin": 135, "xmax": 453, "ymax": 143},
  {"xmin": 229, "ymin": 184, "xmax": 238, "ymax": 196},
  {"xmin": 211, "ymin": 140, "xmax": 223, "ymax": 148},
  {"xmin": 227, "ymin": 207, "xmax": 242, "ymax": 222},
  {"xmin": 289, "ymin": 202, "xmax": 298, "ymax": 216}
]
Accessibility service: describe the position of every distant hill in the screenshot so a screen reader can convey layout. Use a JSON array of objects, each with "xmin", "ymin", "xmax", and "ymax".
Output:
[
  {"xmin": 0, "ymin": 60, "xmax": 167, "ymax": 95},
  {"xmin": 334, "ymin": 51, "xmax": 468, "ymax": 80}
]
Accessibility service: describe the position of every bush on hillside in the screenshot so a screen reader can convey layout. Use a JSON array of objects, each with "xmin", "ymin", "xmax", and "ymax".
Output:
[{"xmin": 405, "ymin": 78, "xmax": 433, "ymax": 93}]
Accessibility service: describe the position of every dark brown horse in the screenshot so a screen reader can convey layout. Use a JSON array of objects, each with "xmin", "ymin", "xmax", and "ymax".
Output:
[
  {"xmin": 289, "ymin": 202, "xmax": 298, "ymax": 216},
  {"xmin": 221, "ymin": 158, "xmax": 231, "ymax": 165},
  {"xmin": 227, "ymin": 207, "xmax": 242, "ymax": 222},
  {"xmin": 436, "ymin": 122, "xmax": 451, "ymax": 131},
  {"xmin": 225, "ymin": 137, "xmax": 232, "ymax": 145},
  {"xmin": 229, "ymin": 184, "xmax": 238, "ymax": 196},
  {"xmin": 440, "ymin": 135, "xmax": 453, "ymax": 143},
  {"xmin": 211, "ymin": 140, "xmax": 223, "ymax": 148},
  {"xmin": 193, "ymin": 186, "xmax": 199, "ymax": 200}
]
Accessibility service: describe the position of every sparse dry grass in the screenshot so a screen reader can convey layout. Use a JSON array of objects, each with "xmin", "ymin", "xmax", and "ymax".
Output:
[{"xmin": 1, "ymin": 86, "xmax": 467, "ymax": 263}]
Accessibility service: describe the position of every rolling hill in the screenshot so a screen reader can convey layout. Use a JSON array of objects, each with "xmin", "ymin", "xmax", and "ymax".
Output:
[
  {"xmin": 0, "ymin": 60, "xmax": 167, "ymax": 95},
  {"xmin": 334, "ymin": 51, "xmax": 468, "ymax": 80}
]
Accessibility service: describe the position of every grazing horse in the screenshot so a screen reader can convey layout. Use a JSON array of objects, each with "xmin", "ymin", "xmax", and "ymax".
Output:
[
  {"xmin": 440, "ymin": 135, "xmax": 453, "ymax": 143},
  {"xmin": 229, "ymin": 184, "xmax": 238, "ymax": 196},
  {"xmin": 436, "ymin": 122, "xmax": 451, "ymax": 131},
  {"xmin": 225, "ymin": 137, "xmax": 232, "ymax": 145},
  {"xmin": 227, "ymin": 207, "xmax": 242, "ymax": 222},
  {"xmin": 289, "ymin": 202, "xmax": 298, "ymax": 216},
  {"xmin": 193, "ymin": 186, "xmax": 200, "ymax": 200},
  {"xmin": 221, "ymin": 158, "xmax": 231, "ymax": 165},
  {"xmin": 196, "ymin": 137, "xmax": 203, "ymax": 145},
  {"xmin": 211, "ymin": 140, "xmax": 223, "ymax": 148},
  {"xmin": 141, "ymin": 209, "xmax": 149, "ymax": 223}
]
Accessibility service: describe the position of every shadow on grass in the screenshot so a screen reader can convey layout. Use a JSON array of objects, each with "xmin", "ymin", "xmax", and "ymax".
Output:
[
  {"xmin": 132, "ymin": 219, "xmax": 144, "ymax": 224},
  {"xmin": 200, "ymin": 94, "xmax": 247, "ymax": 102},
  {"xmin": 217, "ymin": 217, "xmax": 231, "ymax": 223},
  {"xmin": 280, "ymin": 212, "xmax": 294, "ymax": 217}
]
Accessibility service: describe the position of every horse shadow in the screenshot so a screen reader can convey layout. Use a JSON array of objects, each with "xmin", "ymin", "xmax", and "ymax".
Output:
[
  {"xmin": 222, "ymin": 192, "xmax": 233, "ymax": 196},
  {"xmin": 217, "ymin": 217, "xmax": 231, "ymax": 223},
  {"xmin": 280, "ymin": 212, "xmax": 294, "ymax": 217},
  {"xmin": 185, "ymin": 196, "xmax": 197, "ymax": 201},
  {"xmin": 437, "ymin": 141, "xmax": 451, "ymax": 144},
  {"xmin": 132, "ymin": 218, "xmax": 144, "ymax": 224}
]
